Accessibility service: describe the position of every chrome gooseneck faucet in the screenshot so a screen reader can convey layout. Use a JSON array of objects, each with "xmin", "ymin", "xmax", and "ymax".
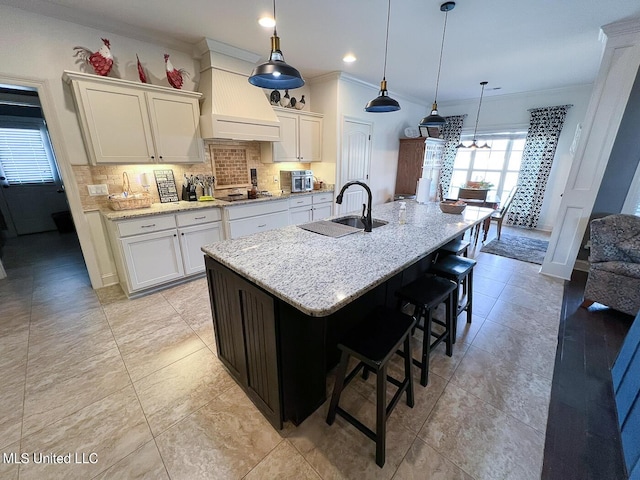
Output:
[{"xmin": 335, "ymin": 181, "xmax": 373, "ymax": 232}]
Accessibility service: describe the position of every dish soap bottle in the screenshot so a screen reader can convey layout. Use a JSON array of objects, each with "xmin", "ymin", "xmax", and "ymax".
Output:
[{"xmin": 399, "ymin": 201, "xmax": 407, "ymax": 224}]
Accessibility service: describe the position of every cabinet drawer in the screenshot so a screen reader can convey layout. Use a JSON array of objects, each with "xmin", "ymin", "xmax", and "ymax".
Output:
[
  {"xmin": 313, "ymin": 193, "xmax": 333, "ymax": 204},
  {"xmin": 117, "ymin": 214, "xmax": 176, "ymax": 237},
  {"xmin": 226, "ymin": 199, "xmax": 288, "ymax": 220},
  {"xmin": 288, "ymin": 195, "xmax": 312, "ymax": 208},
  {"xmin": 229, "ymin": 211, "xmax": 289, "ymax": 239},
  {"xmin": 176, "ymin": 208, "xmax": 222, "ymax": 227}
]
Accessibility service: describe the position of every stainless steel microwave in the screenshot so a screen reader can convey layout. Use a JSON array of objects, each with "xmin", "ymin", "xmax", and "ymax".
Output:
[{"xmin": 281, "ymin": 170, "xmax": 313, "ymax": 193}]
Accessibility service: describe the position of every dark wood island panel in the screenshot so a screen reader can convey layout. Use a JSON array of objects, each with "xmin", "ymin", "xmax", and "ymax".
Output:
[{"xmin": 205, "ymin": 253, "xmax": 436, "ymax": 429}]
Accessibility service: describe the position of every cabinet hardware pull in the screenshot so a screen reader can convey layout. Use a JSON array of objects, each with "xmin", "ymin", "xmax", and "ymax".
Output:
[
  {"xmin": 181, "ymin": 233, "xmax": 184, "ymax": 235},
  {"xmin": 257, "ymin": 224, "xmax": 267, "ymax": 228},
  {"xmin": 194, "ymin": 216, "xmax": 206, "ymax": 220},
  {"xmin": 159, "ymin": 156, "xmax": 163, "ymax": 160},
  {"xmin": 141, "ymin": 224, "xmax": 156, "ymax": 228},
  {"xmin": 173, "ymin": 234, "xmax": 177, "ymax": 237},
  {"xmin": 151, "ymin": 156, "xmax": 155, "ymax": 160},
  {"xmin": 296, "ymin": 201, "xmax": 303, "ymax": 204}
]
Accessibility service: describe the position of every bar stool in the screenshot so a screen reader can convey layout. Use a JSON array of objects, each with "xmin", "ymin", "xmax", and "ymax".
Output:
[
  {"xmin": 395, "ymin": 274, "xmax": 457, "ymax": 387},
  {"xmin": 326, "ymin": 306, "xmax": 416, "ymax": 468},
  {"xmin": 437, "ymin": 237, "xmax": 470, "ymax": 257},
  {"xmin": 430, "ymin": 255, "xmax": 477, "ymax": 342}
]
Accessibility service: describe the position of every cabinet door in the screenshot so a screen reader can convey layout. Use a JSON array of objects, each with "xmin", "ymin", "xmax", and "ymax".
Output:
[
  {"xmin": 179, "ymin": 222, "xmax": 223, "ymax": 276},
  {"xmin": 228, "ymin": 211, "xmax": 289, "ymax": 239},
  {"xmin": 289, "ymin": 206, "xmax": 313, "ymax": 225},
  {"xmin": 312, "ymin": 202, "xmax": 333, "ymax": 220},
  {"xmin": 273, "ymin": 111, "xmax": 299, "ymax": 162},
  {"xmin": 395, "ymin": 138, "xmax": 426, "ymax": 195},
  {"xmin": 120, "ymin": 229, "xmax": 184, "ymax": 291},
  {"xmin": 298, "ymin": 115, "xmax": 322, "ymax": 162},
  {"xmin": 76, "ymin": 83, "xmax": 155, "ymax": 164},
  {"xmin": 147, "ymin": 92, "xmax": 205, "ymax": 163}
]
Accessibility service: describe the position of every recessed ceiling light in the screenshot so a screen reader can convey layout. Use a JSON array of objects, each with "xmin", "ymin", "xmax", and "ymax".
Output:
[
  {"xmin": 343, "ymin": 54, "xmax": 357, "ymax": 63},
  {"xmin": 258, "ymin": 16, "xmax": 276, "ymax": 28}
]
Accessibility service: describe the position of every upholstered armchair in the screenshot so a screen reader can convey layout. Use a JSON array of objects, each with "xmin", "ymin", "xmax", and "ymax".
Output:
[{"xmin": 583, "ymin": 214, "xmax": 640, "ymax": 316}]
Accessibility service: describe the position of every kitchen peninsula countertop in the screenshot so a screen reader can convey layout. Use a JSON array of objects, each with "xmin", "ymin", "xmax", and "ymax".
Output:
[
  {"xmin": 100, "ymin": 188, "xmax": 334, "ymax": 220},
  {"xmin": 202, "ymin": 201, "xmax": 493, "ymax": 317}
]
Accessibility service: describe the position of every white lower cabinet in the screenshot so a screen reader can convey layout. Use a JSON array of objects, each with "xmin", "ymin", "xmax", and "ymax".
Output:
[
  {"xmin": 107, "ymin": 208, "xmax": 223, "ymax": 296},
  {"xmin": 179, "ymin": 222, "xmax": 223, "ymax": 275},
  {"xmin": 312, "ymin": 192, "xmax": 334, "ymax": 221},
  {"xmin": 312, "ymin": 202, "xmax": 333, "ymax": 220},
  {"xmin": 226, "ymin": 199, "xmax": 289, "ymax": 239},
  {"xmin": 120, "ymin": 229, "xmax": 184, "ymax": 291}
]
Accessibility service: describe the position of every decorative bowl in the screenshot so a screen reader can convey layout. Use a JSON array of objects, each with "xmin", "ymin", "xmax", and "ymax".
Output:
[{"xmin": 439, "ymin": 201, "xmax": 466, "ymax": 214}]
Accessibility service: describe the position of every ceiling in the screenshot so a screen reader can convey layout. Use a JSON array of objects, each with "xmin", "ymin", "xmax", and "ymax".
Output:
[{"xmin": 5, "ymin": 0, "xmax": 640, "ymax": 104}]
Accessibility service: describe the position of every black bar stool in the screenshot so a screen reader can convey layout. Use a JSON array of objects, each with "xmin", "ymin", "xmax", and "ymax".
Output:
[
  {"xmin": 326, "ymin": 306, "xmax": 416, "ymax": 468},
  {"xmin": 438, "ymin": 238, "xmax": 470, "ymax": 257},
  {"xmin": 430, "ymin": 255, "xmax": 477, "ymax": 342},
  {"xmin": 395, "ymin": 274, "xmax": 457, "ymax": 387}
]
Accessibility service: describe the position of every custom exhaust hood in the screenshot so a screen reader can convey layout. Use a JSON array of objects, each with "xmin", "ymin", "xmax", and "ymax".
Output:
[{"xmin": 196, "ymin": 38, "xmax": 281, "ymax": 142}]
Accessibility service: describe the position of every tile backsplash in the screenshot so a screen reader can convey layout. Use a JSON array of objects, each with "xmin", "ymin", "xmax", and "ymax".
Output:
[{"xmin": 72, "ymin": 139, "xmax": 312, "ymax": 211}]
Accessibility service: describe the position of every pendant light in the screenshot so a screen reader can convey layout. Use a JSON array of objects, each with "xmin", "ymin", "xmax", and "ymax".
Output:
[
  {"xmin": 419, "ymin": 1, "xmax": 455, "ymax": 128},
  {"xmin": 457, "ymin": 81, "xmax": 491, "ymax": 149},
  {"xmin": 365, "ymin": 0, "xmax": 400, "ymax": 112},
  {"xmin": 249, "ymin": 0, "xmax": 304, "ymax": 89}
]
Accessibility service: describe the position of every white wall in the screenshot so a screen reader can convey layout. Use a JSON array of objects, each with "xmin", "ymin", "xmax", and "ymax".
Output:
[
  {"xmin": 310, "ymin": 73, "xmax": 429, "ymax": 205},
  {"xmin": 439, "ymin": 84, "xmax": 593, "ymax": 230},
  {"xmin": 0, "ymin": 5, "xmax": 199, "ymax": 287}
]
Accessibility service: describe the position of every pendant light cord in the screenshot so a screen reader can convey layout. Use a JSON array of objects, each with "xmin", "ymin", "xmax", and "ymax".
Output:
[
  {"xmin": 433, "ymin": 10, "xmax": 449, "ymax": 104},
  {"xmin": 472, "ymin": 81, "xmax": 487, "ymax": 139},
  {"xmin": 382, "ymin": 0, "xmax": 392, "ymax": 81},
  {"xmin": 272, "ymin": 0, "xmax": 278, "ymax": 37}
]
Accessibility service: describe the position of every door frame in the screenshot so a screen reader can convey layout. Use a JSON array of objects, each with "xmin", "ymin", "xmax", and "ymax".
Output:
[{"xmin": 0, "ymin": 73, "xmax": 102, "ymax": 288}]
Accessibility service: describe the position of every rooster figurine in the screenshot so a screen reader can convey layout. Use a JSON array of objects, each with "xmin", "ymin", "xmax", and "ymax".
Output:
[
  {"xmin": 136, "ymin": 55, "xmax": 148, "ymax": 84},
  {"xmin": 73, "ymin": 38, "xmax": 113, "ymax": 76},
  {"xmin": 164, "ymin": 54, "xmax": 189, "ymax": 89}
]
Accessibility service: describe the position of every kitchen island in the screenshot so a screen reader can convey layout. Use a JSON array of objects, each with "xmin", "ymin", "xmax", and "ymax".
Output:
[{"xmin": 202, "ymin": 201, "xmax": 493, "ymax": 429}]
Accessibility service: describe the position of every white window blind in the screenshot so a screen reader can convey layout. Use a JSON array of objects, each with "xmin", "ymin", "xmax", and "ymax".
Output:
[
  {"xmin": 622, "ymin": 159, "xmax": 640, "ymax": 217},
  {"xmin": 0, "ymin": 122, "xmax": 56, "ymax": 185}
]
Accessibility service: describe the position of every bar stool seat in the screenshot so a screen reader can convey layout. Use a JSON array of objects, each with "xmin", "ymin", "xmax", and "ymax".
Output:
[
  {"xmin": 438, "ymin": 238, "xmax": 470, "ymax": 257},
  {"xmin": 430, "ymin": 255, "xmax": 477, "ymax": 341},
  {"xmin": 326, "ymin": 306, "xmax": 416, "ymax": 468},
  {"xmin": 395, "ymin": 274, "xmax": 457, "ymax": 387}
]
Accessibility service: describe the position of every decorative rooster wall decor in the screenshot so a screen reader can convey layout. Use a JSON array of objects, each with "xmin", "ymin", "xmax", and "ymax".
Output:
[
  {"xmin": 73, "ymin": 38, "xmax": 114, "ymax": 76},
  {"xmin": 164, "ymin": 54, "xmax": 189, "ymax": 89},
  {"xmin": 136, "ymin": 54, "xmax": 148, "ymax": 83}
]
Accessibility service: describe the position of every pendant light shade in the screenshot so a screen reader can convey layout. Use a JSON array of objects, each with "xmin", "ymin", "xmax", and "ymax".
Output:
[
  {"xmin": 249, "ymin": 0, "xmax": 304, "ymax": 89},
  {"xmin": 457, "ymin": 81, "xmax": 491, "ymax": 149},
  {"xmin": 365, "ymin": 0, "xmax": 400, "ymax": 112},
  {"xmin": 419, "ymin": 1, "xmax": 455, "ymax": 129}
]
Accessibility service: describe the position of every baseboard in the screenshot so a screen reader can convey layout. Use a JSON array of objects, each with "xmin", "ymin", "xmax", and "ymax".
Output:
[
  {"xmin": 100, "ymin": 272, "xmax": 120, "ymax": 288},
  {"xmin": 574, "ymin": 259, "xmax": 590, "ymax": 272}
]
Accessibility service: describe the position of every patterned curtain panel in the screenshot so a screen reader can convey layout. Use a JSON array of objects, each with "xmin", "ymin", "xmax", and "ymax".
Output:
[
  {"xmin": 507, "ymin": 105, "xmax": 571, "ymax": 228},
  {"xmin": 439, "ymin": 115, "xmax": 466, "ymax": 195}
]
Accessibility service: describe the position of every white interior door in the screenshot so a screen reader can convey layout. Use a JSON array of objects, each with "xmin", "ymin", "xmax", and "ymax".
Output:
[
  {"xmin": 541, "ymin": 24, "xmax": 640, "ymax": 279},
  {"xmin": 339, "ymin": 118, "xmax": 372, "ymax": 215}
]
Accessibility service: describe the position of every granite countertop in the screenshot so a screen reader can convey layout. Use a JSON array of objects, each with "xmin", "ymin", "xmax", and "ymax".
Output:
[
  {"xmin": 201, "ymin": 201, "xmax": 493, "ymax": 317},
  {"xmin": 101, "ymin": 189, "xmax": 334, "ymax": 220}
]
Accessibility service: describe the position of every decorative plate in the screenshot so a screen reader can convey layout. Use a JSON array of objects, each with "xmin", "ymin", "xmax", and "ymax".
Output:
[{"xmin": 404, "ymin": 127, "xmax": 420, "ymax": 138}]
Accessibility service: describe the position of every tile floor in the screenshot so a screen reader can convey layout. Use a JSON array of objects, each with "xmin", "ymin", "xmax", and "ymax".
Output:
[{"xmin": 0, "ymin": 226, "xmax": 562, "ymax": 480}]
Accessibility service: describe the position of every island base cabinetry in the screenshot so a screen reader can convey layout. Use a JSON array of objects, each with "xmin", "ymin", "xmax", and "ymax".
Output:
[
  {"xmin": 205, "ymin": 254, "xmax": 436, "ymax": 429},
  {"xmin": 206, "ymin": 258, "xmax": 283, "ymax": 428}
]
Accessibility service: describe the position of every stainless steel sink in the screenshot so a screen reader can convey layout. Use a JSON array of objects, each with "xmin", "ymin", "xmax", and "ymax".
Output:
[{"xmin": 330, "ymin": 215, "xmax": 388, "ymax": 229}]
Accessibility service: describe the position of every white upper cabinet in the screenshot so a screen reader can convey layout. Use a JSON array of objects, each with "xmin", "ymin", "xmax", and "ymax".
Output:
[
  {"xmin": 262, "ymin": 107, "xmax": 323, "ymax": 163},
  {"xmin": 63, "ymin": 71, "xmax": 205, "ymax": 165}
]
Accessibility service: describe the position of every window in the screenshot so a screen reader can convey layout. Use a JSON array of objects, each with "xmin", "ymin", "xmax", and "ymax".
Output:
[
  {"xmin": 0, "ymin": 117, "xmax": 58, "ymax": 186},
  {"xmin": 449, "ymin": 132, "xmax": 527, "ymax": 201}
]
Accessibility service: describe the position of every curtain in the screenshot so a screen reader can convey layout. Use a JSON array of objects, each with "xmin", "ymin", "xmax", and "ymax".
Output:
[
  {"xmin": 507, "ymin": 105, "xmax": 571, "ymax": 228},
  {"xmin": 438, "ymin": 115, "xmax": 466, "ymax": 196}
]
